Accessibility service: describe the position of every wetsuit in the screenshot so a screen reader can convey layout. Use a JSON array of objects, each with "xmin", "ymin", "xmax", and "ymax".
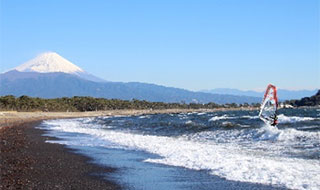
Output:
[{"xmin": 271, "ymin": 114, "xmax": 278, "ymax": 126}]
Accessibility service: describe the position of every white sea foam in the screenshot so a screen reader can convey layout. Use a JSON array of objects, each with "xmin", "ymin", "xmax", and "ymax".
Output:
[
  {"xmin": 297, "ymin": 125, "xmax": 320, "ymax": 130},
  {"xmin": 42, "ymin": 119, "xmax": 320, "ymax": 190},
  {"xmin": 208, "ymin": 115, "xmax": 235, "ymax": 121},
  {"xmin": 178, "ymin": 113, "xmax": 188, "ymax": 120},
  {"xmin": 237, "ymin": 114, "xmax": 316, "ymax": 122},
  {"xmin": 185, "ymin": 120, "xmax": 193, "ymax": 124},
  {"xmin": 237, "ymin": 114, "xmax": 317, "ymax": 123},
  {"xmin": 277, "ymin": 114, "xmax": 315, "ymax": 123},
  {"xmin": 241, "ymin": 115, "xmax": 259, "ymax": 119},
  {"xmin": 209, "ymin": 115, "xmax": 259, "ymax": 121},
  {"xmin": 272, "ymin": 127, "xmax": 320, "ymax": 142},
  {"xmin": 139, "ymin": 115, "xmax": 150, "ymax": 119}
]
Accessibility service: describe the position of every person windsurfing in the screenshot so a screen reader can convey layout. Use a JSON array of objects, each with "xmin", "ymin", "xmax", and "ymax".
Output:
[
  {"xmin": 270, "ymin": 112, "xmax": 278, "ymax": 126},
  {"xmin": 259, "ymin": 84, "xmax": 278, "ymax": 126}
]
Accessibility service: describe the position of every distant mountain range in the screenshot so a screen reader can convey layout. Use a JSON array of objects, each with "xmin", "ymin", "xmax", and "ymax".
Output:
[
  {"xmin": 0, "ymin": 70, "xmax": 261, "ymax": 104},
  {"xmin": 0, "ymin": 52, "xmax": 261, "ymax": 104},
  {"xmin": 201, "ymin": 88, "xmax": 318, "ymax": 100}
]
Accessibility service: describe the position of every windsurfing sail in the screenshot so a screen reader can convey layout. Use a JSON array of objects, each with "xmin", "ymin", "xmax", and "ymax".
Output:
[{"xmin": 259, "ymin": 84, "xmax": 278, "ymax": 126}]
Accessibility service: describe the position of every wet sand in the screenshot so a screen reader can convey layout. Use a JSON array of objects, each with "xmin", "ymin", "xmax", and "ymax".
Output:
[{"xmin": 0, "ymin": 120, "xmax": 121, "ymax": 190}]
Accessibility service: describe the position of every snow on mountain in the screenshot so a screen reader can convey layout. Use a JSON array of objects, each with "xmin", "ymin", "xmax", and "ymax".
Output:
[
  {"xmin": 10, "ymin": 52, "xmax": 105, "ymax": 82},
  {"xmin": 13, "ymin": 52, "xmax": 84, "ymax": 74}
]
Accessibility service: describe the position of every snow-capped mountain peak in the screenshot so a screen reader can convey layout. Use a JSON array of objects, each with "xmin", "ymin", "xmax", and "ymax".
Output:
[{"xmin": 13, "ymin": 52, "xmax": 84, "ymax": 74}]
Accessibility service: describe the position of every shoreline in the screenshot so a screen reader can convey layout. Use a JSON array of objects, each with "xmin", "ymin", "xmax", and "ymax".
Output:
[
  {"xmin": 0, "ymin": 107, "xmax": 258, "ymax": 128},
  {"xmin": 0, "ymin": 108, "xmax": 259, "ymax": 189},
  {"xmin": 0, "ymin": 120, "xmax": 121, "ymax": 190},
  {"xmin": 0, "ymin": 108, "xmax": 226, "ymax": 189},
  {"xmin": 0, "ymin": 108, "xmax": 296, "ymax": 189}
]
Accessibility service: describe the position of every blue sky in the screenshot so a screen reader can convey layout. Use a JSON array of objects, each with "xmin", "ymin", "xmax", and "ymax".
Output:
[{"xmin": 0, "ymin": 0, "xmax": 319, "ymax": 91}]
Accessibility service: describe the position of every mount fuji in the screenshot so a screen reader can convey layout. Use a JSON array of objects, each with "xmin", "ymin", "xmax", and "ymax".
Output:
[
  {"xmin": 0, "ymin": 52, "xmax": 261, "ymax": 104},
  {"xmin": 9, "ymin": 52, "xmax": 105, "ymax": 82},
  {"xmin": 14, "ymin": 52, "xmax": 84, "ymax": 73}
]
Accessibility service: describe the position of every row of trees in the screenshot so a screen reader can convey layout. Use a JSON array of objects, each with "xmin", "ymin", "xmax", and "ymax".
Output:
[
  {"xmin": 283, "ymin": 90, "xmax": 320, "ymax": 107},
  {"xmin": 0, "ymin": 95, "xmax": 261, "ymax": 112}
]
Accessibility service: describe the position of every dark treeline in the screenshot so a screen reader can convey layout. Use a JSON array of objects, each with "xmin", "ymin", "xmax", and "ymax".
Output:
[
  {"xmin": 284, "ymin": 90, "xmax": 320, "ymax": 107},
  {"xmin": 0, "ymin": 95, "xmax": 260, "ymax": 112}
]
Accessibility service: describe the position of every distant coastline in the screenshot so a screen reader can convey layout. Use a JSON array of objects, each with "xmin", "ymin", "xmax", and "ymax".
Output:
[
  {"xmin": 0, "ymin": 95, "xmax": 260, "ymax": 112},
  {"xmin": 1, "ymin": 91, "xmax": 319, "ymax": 127},
  {"xmin": 0, "ymin": 107, "xmax": 259, "ymax": 128}
]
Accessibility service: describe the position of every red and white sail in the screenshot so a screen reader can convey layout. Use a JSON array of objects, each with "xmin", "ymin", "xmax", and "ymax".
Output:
[{"xmin": 259, "ymin": 84, "xmax": 278, "ymax": 126}]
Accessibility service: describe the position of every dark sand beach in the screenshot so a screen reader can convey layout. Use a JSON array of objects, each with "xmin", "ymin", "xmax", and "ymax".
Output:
[
  {"xmin": 0, "ymin": 118, "xmax": 284, "ymax": 190},
  {"xmin": 1, "ymin": 108, "xmax": 269, "ymax": 190},
  {"xmin": 0, "ymin": 120, "xmax": 121, "ymax": 190},
  {"xmin": 0, "ymin": 109, "xmax": 212, "ymax": 189}
]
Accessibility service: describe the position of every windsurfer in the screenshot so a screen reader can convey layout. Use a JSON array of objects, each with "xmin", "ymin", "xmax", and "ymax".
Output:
[
  {"xmin": 259, "ymin": 84, "xmax": 279, "ymax": 126},
  {"xmin": 271, "ymin": 114, "xmax": 278, "ymax": 126}
]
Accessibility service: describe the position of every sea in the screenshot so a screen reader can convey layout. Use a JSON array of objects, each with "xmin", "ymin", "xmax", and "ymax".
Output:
[{"xmin": 38, "ymin": 108, "xmax": 320, "ymax": 190}]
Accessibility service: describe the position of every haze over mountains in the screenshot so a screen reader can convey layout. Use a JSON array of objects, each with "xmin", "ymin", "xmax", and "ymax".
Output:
[{"xmin": 0, "ymin": 52, "xmax": 313, "ymax": 104}]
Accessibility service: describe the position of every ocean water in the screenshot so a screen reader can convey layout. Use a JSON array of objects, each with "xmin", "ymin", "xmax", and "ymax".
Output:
[{"xmin": 39, "ymin": 108, "xmax": 320, "ymax": 190}]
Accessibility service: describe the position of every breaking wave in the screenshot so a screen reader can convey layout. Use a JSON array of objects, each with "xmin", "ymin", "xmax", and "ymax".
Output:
[{"xmin": 42, "ymin": 111, "xmax": 320, "ymax": 190}]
